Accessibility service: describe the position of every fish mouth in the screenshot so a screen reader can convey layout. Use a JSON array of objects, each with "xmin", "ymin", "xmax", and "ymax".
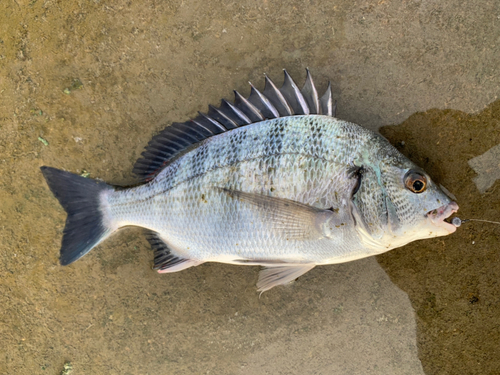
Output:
[{"xmin": 426, "ymin": 202, "xmax": 459, "ymax": 233}]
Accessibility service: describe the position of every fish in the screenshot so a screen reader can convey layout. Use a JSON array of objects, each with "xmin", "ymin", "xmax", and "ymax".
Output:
[{"xmin": 41, "ymin": 69, "xmax": 459, "ymax": 292}]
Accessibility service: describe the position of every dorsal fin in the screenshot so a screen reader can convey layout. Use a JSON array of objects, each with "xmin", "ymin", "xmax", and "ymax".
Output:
[
  {"xmin": 133, "ymin": 70, "xmax": 335, "ymax": 181},
  {"xmin": 280, "ymin": 70, "xmax": 309, "ymax": 115},
  {"xmin": 263, "ymin": 74, "xmax": 293, "ymax": 116},
  {"xmin": 301, "ymin": 68, "xmax": 320, "ymax": 114}
]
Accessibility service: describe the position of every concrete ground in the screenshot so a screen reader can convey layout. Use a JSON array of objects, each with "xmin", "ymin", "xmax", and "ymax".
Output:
[{"xmin": 1, "ymin": 0, "xmax": 499, "ymax": 374}]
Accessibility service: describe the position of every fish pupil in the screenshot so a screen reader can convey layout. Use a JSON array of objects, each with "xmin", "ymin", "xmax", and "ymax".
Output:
[{"xmin": 413, "ymin": 180, "xmax": 424, "ymax": 192}]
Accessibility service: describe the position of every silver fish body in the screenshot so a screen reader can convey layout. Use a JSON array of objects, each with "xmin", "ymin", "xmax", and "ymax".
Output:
[
  {"xmin": 41, "ymin": 71, "xmax": 459, "ymax": 292},
  {"xmin": 106, "ymin": 117, "xmax": 369, "ymax": 263}
]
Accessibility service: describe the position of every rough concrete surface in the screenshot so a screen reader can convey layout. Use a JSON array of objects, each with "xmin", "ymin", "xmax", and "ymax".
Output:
[
  {"xmin": 1, "ymin": 0, "xmax": 499, "ymax": 374},
  {"xmin": 468, "ymin": 144, "xmax": 500, "ymax": 193}
]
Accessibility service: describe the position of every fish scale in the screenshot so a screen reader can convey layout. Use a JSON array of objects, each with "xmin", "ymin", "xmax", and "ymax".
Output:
[{"xmin": 41, "ymin": 70, "xmax": 459, "ymax": 292}]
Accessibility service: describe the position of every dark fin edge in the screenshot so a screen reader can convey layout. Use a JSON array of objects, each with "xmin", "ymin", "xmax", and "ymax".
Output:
[
  {"xmin": 145, "ymin": 232, "xmax": 188, "ymax": 271},
  {"xmin": 40, "ymin": 167, "xmax": 114, "ymax": 265},
  {"xmin": 132, "ymin": 69, "xmax": 335, "ymax": 182},
  {"xmin": 145, "ymin": 231, "xmax": 203, "ymax": 273}
]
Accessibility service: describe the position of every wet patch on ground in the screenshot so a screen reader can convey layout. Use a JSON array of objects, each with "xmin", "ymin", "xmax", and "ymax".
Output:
[
  {"xmin": 468, "ymin": 144, "xmax": 500, "ymax": 194},
  {"xmin": 379, "ymin": 100, "xmax": 500, "ymax": 375}
]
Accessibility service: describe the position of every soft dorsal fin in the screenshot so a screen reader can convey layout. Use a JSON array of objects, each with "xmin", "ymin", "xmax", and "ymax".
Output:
[{"xmin": 133, "ymin": 69, "xmax": 335, "ymax": 181}]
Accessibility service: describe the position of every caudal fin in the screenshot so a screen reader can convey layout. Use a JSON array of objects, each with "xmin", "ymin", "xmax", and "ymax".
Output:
[{"xmin": 41, "ymin": 166, "xmax": 115, "ymax": 265}]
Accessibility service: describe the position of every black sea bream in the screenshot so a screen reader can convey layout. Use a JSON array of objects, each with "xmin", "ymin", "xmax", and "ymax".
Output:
[{"xmin": 41, "ymin": 70, "xmax": 459, "ymax": 292}]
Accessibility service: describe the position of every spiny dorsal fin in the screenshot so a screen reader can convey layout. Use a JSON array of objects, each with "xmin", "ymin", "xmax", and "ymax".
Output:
[{"xmin": 133, "ymin": 70, "xmax": 335, "ymax": 181}]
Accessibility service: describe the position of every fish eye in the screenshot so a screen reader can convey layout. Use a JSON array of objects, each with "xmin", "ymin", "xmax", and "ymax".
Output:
[{"xmin": 404, "ymin": 171, "xmax": 427, "ymax": 193}]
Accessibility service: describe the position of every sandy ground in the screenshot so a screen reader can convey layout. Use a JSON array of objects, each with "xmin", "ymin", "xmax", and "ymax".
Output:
[{"xmin": 1, "ymin": 0, "xmax": 499, "ymax": 374}]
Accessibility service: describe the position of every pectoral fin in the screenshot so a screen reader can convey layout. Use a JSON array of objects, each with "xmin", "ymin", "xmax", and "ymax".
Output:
[
  {"xmin": 220, "ymin": 188, "xmax": 341, "ymax": 240},
  {"xmin": 257, "ymin": 265, "xmax": 315, "ymax": 292}
]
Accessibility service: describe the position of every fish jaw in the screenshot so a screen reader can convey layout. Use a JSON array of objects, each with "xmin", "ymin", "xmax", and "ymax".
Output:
[
  {"xmin": 356, "ymin": 201, "xmax": 460, "ymax": 254},
  {"xmin": 426, "ymin": 201, "xmax": 459, "ymax": 234}
]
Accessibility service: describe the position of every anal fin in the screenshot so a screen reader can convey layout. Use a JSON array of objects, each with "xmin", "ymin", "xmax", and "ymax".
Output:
[
  {"xmin": 257, "ymin": 265, "xmax": 315, "ymax": 292},
  {"xmin": 145, "ymin": 232, "xmax": 203, "ymax": 273}
]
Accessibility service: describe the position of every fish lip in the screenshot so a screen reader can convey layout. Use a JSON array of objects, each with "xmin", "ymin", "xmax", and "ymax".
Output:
[{"xmin": 426, "ymin": 201, "xmax": 459, "ymax": 233}]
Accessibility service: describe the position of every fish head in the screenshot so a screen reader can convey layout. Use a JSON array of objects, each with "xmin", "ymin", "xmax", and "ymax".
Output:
[{"xmin": 375, "ymin": 156, "xmax": 459, "ymax": 248}]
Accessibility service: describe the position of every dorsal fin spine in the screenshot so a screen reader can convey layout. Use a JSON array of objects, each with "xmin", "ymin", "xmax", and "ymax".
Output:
[
  {"xmin": 248, "ymin": 84, "xmax": 280, "ymax": 119},
  {"xmin": 167, "ymin": 126, "xmax": 203, "ymax": 143},
  {"xmin": 198, "ymin": 112, "xmax": 226, "ymax": 131},
  {"xmin": 190, "ymin": 119, "xmax": 217, "ymax": 135},
  {"xmin": 301, "ymin": 68, "xmax": 320, "ymax": 114},
  {"xmin": 281, "ymin": 70, "xmax": 309, "ymax": 115},
  {"xmin": 154, "ymin": 130, "xmax": 194, "ymax": 145},
  {"xmin": 145, "ymin": 142, "xmax": 178, "ymax": 156},
  {"xmin": 320, "ymin": 82, "xmax": 333, "ymax": 117},
  {"xmin": 221, "ymin": 99, "xmax": 252, "ymax": 125},
  {"xmin": 263, "ymin": 75, "xmax": 293, "ymax": 116},
  {"xmin": 234, "ymin": 90, "xmax": 265, "ymax": 121},
  {"xmin": 151, "ymin": 137, "xmax": 188, "ymax": 150},
  {"xmin": 208, "ymin": 104, "xmax": 238, "ymax": 129},
  {"xmin": 171, "ymin": 122, "xmax": 211, "ymax": 138}
]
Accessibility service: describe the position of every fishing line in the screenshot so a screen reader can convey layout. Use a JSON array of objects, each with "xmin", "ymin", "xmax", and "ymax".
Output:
[{"xmin": 452, "ymin": 217, "xmax": 500, "ymax": 227}]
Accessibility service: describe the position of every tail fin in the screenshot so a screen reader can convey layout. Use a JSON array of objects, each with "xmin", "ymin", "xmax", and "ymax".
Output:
[{"xmin": 40, "ymin": 166, "xmax": 115, "ymax": 265}]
